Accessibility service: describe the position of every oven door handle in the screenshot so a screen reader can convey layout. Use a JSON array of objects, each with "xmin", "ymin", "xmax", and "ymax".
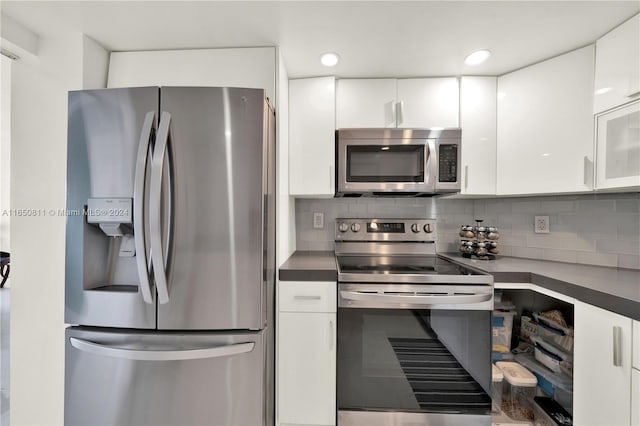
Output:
[{"xmin": 340, "ymin": 290, "xmax": 492, "ymax": 306}]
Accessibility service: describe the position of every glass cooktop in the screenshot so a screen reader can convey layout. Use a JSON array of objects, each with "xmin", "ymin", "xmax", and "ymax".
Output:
[{"xmin": 336, "ymin": 255, "xmax": 483, "ymax": 276}]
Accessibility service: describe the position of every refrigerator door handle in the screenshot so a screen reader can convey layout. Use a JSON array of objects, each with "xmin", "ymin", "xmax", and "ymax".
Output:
[
  {"xmin": 69, "ymin": 337, "xmax": 255, "ymax": 361},
  {"xmin": 151, "ymin": 111, "xmax": 172, "ymax": 304},
  {"xmin": 134, "ymin": 111, "xmax": 156, "ymax": 304}
]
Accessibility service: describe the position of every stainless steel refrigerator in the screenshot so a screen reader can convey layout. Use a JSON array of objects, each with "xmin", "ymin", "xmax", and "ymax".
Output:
[{"xmin": 64, "ymin": 86, "xmax": 275, "ymax": 426}]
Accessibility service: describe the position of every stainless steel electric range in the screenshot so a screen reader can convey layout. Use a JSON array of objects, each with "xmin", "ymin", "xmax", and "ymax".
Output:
[{"xmin": 335, "ymin": 218, "xmax": 494, "ymax": 426}]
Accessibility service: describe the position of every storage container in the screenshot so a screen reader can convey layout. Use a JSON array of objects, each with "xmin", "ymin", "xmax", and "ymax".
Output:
[
  {"xmin": 520, "ymin": 315, "xmax": 537, "ymax": 343},
  {"xmin": 493, "ymin": 310, "xmax": 516, "ymax": 353},
  {"xmin": 492, "ymin": 363, "xmax": 504, "ymax": 413},
  {"xmin": 496, "ymin": 361, "xmax": 537, "ymax": 421},
  {"xmin": 515, "ymin": 353, "xmax": 573, "ymax": 414},
  {"xmin": 536, "ymin": 320, "xmax": 573, "ymax": 353},
  {"xmin": 531, "ymin": 335, "xmax": 573, "ymax": 376},
  {"xmin": 533, "ymin": 396, "xmax": 573, "ymax": 425}
]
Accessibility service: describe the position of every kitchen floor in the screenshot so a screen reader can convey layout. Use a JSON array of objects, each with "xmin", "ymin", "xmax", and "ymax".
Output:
[{"xmin": 0, "ymin": 288, "xmax": 9, "ymax": 426}]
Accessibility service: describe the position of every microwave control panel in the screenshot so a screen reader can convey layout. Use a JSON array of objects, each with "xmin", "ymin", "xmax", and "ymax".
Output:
[{"xmin": 438, "ymin": 144, "xmax": 458, "ymax": 183}]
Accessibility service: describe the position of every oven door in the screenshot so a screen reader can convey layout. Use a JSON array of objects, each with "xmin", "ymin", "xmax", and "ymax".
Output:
[
  {"xmin": 337, "ymin": 284, "xmax": 492, "ymax": 426},
  {"xmin": 336, "ymin": 138, "xmax": 436, "ymax": 194}
]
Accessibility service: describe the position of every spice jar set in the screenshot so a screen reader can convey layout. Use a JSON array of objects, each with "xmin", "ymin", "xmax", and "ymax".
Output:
[{"xmin": 459, "ymin": 220, "xmax": 499, "ymax": 260}]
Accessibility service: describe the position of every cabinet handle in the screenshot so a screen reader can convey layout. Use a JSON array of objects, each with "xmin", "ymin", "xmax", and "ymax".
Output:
[
  {"xmin": 396, "ymin": 101, "xmax": 404, "ymax": 126},
  {"xmin": 613, "ymin": 326, "xmax": 622, "ymax": 367},
  {"xmin": 294, "ymin": 295, "xmax": 321, "ymax": 301},
  {"xmin": 329, "ymin": 320, "xmax": 334, "ymax": 351},
  {"xmin": 626, "ymin": 89, "xmax": 640, "ymax": 99},
  {"xmin": 464, "ymin": 165, "xmax": 469, "ymax": 191},
  {"xmin": 583, "ymin": 156, "xmax": 593, "ymax": 187}
]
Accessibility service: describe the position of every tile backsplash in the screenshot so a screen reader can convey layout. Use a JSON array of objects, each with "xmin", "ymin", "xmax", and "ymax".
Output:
[{"xmin": 295, "ymin": 193, "xmax": 640, "ymax": 270}]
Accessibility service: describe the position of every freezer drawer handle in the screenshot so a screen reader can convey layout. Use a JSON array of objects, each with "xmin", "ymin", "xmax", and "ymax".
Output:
[
  {"xmin": 69, "ymin": 337, "xmax": 255, "ymax": 361},
  {"xmin": 340, "ymin": 290, "xmax": 492, "ymax": 306},
  {"xmin": 134, "ymin": 111, "xmax": 156, "ymax": 304},
  {"xmin": 151, "ymin": 111, "xmax": 173, "ymax": 304}
]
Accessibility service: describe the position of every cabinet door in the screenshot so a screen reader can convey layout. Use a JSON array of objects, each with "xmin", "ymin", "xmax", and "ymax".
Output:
[
  {"xmin": 336, "ymin": 79, "xmax": 397, "ymax": 128},
  {"xmin": 574, "ymin": 302, "xmax": 632, "ymax": 426},
  {"xmin": 460, "ymin": 76, "xmax": 496, "ymax": 195},
  {"xmin": 633, "ymin": 369, "xmax": 640, "ymax": 426},
  {"xmin": 289, "ymin": 77, "xmax": 336, "ymax": 197},
  {"xmin": 396, "ymin": 77, "xmax": 459, "ymax": 128},
  {"xmin": 497, "ymin": 45, "xmax": 595, "ymax": 195},
  {"xmin": 595, "ymin": 100, "xmax": 640, "ymax": 190},
  {"xmin": 594, "ymin": 14, "xmax": 640, "ymax": 114},
  {"xmin": 278, "ymin": 312, "xmax": 336, "ymax": 426}
]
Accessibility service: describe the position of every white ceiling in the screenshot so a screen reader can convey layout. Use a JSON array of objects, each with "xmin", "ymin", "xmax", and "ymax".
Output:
[{"xmin": 2, "ymin": 1, "xmax": 639, "ymax": 78}]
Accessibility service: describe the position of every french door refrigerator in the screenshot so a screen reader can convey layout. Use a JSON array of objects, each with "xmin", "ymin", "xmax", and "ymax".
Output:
[{"xmin": 64, "ymin": 86, "xmax": 276, "ymax": 426}]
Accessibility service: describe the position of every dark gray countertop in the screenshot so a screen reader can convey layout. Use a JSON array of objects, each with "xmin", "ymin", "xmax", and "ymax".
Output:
[
  {"xmin": 279, "ymin": 250, "xmax": 640, "ymax": 321},
  {"xmin": 439, "ymin": 253, "xmax": 640, "ymax": 321},
  {"xmin": 278, "ymin": 251, "xmax": 337, "ymax": 282}
]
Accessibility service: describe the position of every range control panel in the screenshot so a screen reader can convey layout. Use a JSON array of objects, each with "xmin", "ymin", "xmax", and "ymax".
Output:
[{"xmin": 335, "ymin": 218, "xmax": 436, "ymax": 242}]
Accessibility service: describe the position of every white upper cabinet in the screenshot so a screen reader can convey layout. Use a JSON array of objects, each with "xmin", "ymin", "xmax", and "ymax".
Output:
[
  {"xmin": 497, "ymin": 45, "xmax": 595, "ymax": 195},
  {"xmin": 289, "ymin": 76, "xmax": 336, "ymax": 197},
  {"xmin": 336, "ymin": 79, "xmax": 397, "ymax": 128},
  {"xmin": 336, "ymin": 78, "xmax": 459, "ymax": 129},
  {"xmin": 593, "ymin": 14, "xmax": 640, "ymax": 114},
  {"xmin": 396, "ymin": 78, "xmax": 459, "ymax": 128},
  {"xmin": 595, "ymin": 100, "xmax": 640, "ymax": 190},
  {"xmin": 460, "ymin": 76, "xmax": 497, "ymax": 195}
]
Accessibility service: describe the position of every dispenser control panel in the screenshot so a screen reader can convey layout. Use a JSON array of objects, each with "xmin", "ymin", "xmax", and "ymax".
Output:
[{"xmin": 87, "ymin": 198, "xmax": 132, "ymax": 224}]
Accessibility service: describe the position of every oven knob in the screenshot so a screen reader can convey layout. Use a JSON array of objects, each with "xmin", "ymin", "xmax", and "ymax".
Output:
[
  {"xmin": 351, "ymin": 223, "xmax": 361, "ymax": 232},
  {"xmin": 338, "ymin": 222, "xmax": 349, "ymax": 233},
  {"xmin": 423, "ymin": 223, "xmax": 433, "ymax": 233},
  {"xmin": 411, "ymin": 223, "xmax": 420, "ymax": 233}
]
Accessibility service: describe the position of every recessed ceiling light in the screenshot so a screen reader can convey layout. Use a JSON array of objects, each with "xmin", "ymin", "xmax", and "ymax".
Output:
[
  {"xmin": 320, "ymin": 52, "xmax": 340, "ymax": 67},
  {"xmin": 464, "ymin": 49, "xmax": 491, "ymax": 66}
]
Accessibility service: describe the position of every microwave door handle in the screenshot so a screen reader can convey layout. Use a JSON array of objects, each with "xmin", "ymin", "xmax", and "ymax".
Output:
[
  {"xmin": 426, "ymin": 139, "xmax": 437, "ymax": 187},
  {"xmin": 340, "ymin": 290, "xmax": 492, "ymax": 306}
]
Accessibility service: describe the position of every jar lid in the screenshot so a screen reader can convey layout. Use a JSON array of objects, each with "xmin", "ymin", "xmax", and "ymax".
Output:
[
  {"xmin": 492, "ymin": 364, "xmax": 503, "ymax": 382},
  {"xmin": 496, "ymin": 361, "xmax": 537, "ymax": 387}
]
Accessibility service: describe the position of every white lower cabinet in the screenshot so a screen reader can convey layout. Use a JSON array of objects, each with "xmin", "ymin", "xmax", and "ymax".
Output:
[
  {"xmin": 633, "ymin": 320, "xmax": 640, "ymax": 426},
  {"xmin": 277, "ymin": 281, "xmax": 336, "ymax": 426},
  {"xmin": 574, "ymin": 301, "xmax": 633, "ymax": 426},
  {"xmin": 633, "ymin": 369, "xmax": 640, "ymax": 426}
]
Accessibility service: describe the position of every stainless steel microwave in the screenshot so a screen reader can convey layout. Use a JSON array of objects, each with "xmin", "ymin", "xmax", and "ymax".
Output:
[{"xmin": 335, "ymin": 128, "xmax": 462, "ymax": 196}]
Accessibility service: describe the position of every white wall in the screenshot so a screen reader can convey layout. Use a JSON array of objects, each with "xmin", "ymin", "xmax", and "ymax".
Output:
[
  {"xmin": 0, "ymin": 55, "xmax": 11, "ymax": 252},
  {"xmin": 107, "ymin": 47, "xmax": 276, "ymax": 102},
  {"xmin": 9, "ymin": 30, "xmax": 108, "ymax": 425}
]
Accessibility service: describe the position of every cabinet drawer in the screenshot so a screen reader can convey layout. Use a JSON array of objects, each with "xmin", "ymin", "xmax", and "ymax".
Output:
[{"xmin": 279, "ymin": 281, "xmax": 336, "ymax": 313}]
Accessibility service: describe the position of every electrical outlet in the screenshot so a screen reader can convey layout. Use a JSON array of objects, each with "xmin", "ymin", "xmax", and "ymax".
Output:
[
  {"xmin": 313, "ymin": 212, "xmax": 324, "ymax": 229},
  {"xmin": 534, "ymin": 216, "xmax": 550, "ymax": 234}
]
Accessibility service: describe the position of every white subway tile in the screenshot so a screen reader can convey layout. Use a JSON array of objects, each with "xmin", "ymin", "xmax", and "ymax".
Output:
[
  {"xmin": 618, "ymin": 254, "xmax": 640, "ymax": 270},
  {"xmin": 576, "ymin": 251, "xmax": 618, "ymax": 268},
  {"xmin": 348, "ymin": 203, "xmax": 368, "ymax": 214},
  {"xmin": 511, "ymin": 246, "xmax": 544, "ymax": 260},
  {"xmin": 542, "ymin": 249, "xmax": 578, "ymax": 264},
  {"xmin": 615, "ymin": 199, "xmax": 640, "ymax": 213},
  {"xmin": 526, "ymin": 234, "xmax": 596, "ymax": 251},
  {"xmin": 540, "ymin": 200, "xmax": 576, "ymax": 213},
  {"xmin": 512, "ymin": 201, "xmax": 542, "ymax": 213},
  {"xmin": 596, "ymin": 239, "xmax": 640, "ymax": 255},
  {"xmin": 576, "ymin": 199, "xmax": 615, "ymax": 213}
]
